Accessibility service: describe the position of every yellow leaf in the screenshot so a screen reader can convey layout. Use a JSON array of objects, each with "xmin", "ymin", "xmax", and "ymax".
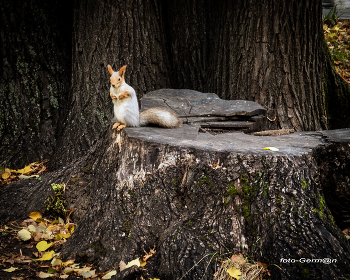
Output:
[
  {"xmin": 227, "ymin": 267, "xmax": 242, "ymax": 279},
  {"xmin": 323, "ymin": 24, "xmax": 328, "ymax": 31},
  {"xmin": 60, "ymin": 234, "xmax": 71, "ymax": 239},
  {"xmin": 3, "ymin": 266, "xmax": 19, "ymax": 272},
  {"xmin": 262, "ymin": 147, "xmax": 279, "ymax": 151},
  {"xmin": 102, "ymin": 270, "xmax": 117, "ymax": 279},
  {"xmin": 18, "ymin": 229, "xmax": 32, "ymax": 241},
  {"xmin": 28, "ymin": 211, "xmax": 42, "ymax": 221},
  {"xmin": 125, "ymin": 258, "xmax": 141, "ymax": 268},
  {"xmin": 37, "ymin": 250, "xmax": 54, "ymax": 261},
  {"xmin": 150, "ymin": 278, "xmax": 161, "ymax": 280},
  {"xmin": 11, "ymin": 165, "xmax": 32, "ymax": 174},
  {"xmin": 328, "ymin": 33, "xmax": 337, "ymax": 39},
  {"xmin": 36, "ymin": 241, "xmax": 53, "ymax": 252},
  {"xmin": 1, "ymin": 172, "xmax": 10, "ymax": 179},
  {"xmin": 140, "ymin": 260, "xmax": 147, "ymax": 267}
]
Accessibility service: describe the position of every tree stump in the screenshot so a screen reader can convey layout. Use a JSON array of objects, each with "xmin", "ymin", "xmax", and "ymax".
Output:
[{"xmin": 1, "ymin": 90, "xmax": 350, "ymax": 279}]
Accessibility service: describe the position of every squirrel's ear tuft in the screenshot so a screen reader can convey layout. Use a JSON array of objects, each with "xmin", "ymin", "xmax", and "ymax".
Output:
[
  {"xmin": 119, "ymin": 65, "xmax": 127, "ymax": 78},
  {"xmin": 107, "ymin": 64, "xmax": 114, "ymax": 75}
]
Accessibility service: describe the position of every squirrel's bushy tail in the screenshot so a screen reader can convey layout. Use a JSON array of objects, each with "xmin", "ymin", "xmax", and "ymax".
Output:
[{"xmin": 139, "ymin": 107, "xmax": 183, "ymax": 128}]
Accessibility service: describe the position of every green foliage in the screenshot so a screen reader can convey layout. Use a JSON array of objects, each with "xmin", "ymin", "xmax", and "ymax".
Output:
[
  {"xmin": 301, "ymin": 179, "xmax": 309, "ymax": 190},
  {"xmin": 323, "ymin": 5, "xmax": 343, "ymax": 27},
  {"xmin": 45, "ymin": 183, "xmax": 66, "ymax": 218},
  {"xmin": 123, "ymin": 219, "xmax": 132, "ymax": 235},
  {"xmin": 227, "ymin": 182, "xmax": 238, "ymax": 196}
]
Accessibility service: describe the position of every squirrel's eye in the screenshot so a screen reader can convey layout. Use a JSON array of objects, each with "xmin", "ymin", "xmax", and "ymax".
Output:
[{"xmin": 118, "ymin": 78, "xmax": 121, "ymax": 81}]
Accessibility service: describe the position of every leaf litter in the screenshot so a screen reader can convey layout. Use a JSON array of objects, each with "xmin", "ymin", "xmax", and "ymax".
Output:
[
  {"xmin": 1, "ymin": 212, "xmax": 159, "ymax": 279},
  {"xmin": 324, "ymin": 19, "xmax": 350, "ymax": 85},
  {"xmin": 0, "ymin": 160, "xmax": 48, "ymax": 186}
]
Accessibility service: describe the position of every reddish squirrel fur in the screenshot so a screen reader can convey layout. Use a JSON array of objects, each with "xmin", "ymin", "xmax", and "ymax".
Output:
[{"xmin": 108, "ymin": 64, "xmax": 182, "ymax": 130}]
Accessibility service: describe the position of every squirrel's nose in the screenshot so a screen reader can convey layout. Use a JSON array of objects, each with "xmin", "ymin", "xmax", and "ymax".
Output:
[{"xmin": 112, "ymin": 84, "xmax": 115, "ymax": 88}]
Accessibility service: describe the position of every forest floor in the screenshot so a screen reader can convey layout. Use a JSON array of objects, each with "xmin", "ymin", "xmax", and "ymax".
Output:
[{"xmin": 324, "ymin": 19, "xmax": 350, "ymax": 85}]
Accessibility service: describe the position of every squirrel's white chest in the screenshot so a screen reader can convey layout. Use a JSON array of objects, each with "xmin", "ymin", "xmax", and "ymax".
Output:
[{"xmin": 111, "ymin": 85, "xmax": 139, "ymax": 127}]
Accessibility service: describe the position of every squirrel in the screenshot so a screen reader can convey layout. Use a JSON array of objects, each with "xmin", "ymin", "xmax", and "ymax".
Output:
[{"xmin": 107, "ymin": 64, "xmax": 183, "ymax": 131}]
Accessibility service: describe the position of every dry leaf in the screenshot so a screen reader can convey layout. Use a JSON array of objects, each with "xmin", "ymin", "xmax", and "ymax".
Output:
[
  {"xmin": 230, "ymin": 254, "xmax": 245, "ymax": 264},
  {"xmin": 102, "ymin": 270, "xmax": 117, "ymax": 279},
  {"xmin": 3, "ymin": 267, "xmax": 19, "ymax": 272},
  {"xmin": 125, "ymin": 258, "xmax": 141, "ymax": 269},
  {"xmin": 17, "ymin": 229, "xmax": 32, "ymax": 241},
  {"xmin": 141, "ymin": 247, "xmax": 156, "ymax": 263},
  {"xmin": 37, "ymin": 271, "xmax": 52, "ymax": 278},
  {"xmin": 119, "ymin": 260, "xmax": 127, "ymax": 272},
  {"xmin": 51, "ymin": 258, "xmax": 62, "ymax": 267},
  {"xmin": 28, "ymin": 211, "xmax": 42, "ymax": 221}
]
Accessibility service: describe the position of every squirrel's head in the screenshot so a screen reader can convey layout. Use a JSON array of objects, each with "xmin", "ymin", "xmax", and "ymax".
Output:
[{"xmin": 107, "ymin": 65, "xmax": 127, "ymax": 89}]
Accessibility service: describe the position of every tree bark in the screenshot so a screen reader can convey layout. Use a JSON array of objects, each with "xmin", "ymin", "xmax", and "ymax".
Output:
[
  {"xmin": 0, "ymin": 0, "xmax": 72, "ymax": 168},
  {"xmin": 48, "ymin": 0, "xmax": 350, "ymax": 169},
  {"xmin": 1, "ymin": 90, "xmax": 350, "ymax": 279},
  {"xmin": 2, "ymin": 0, "xmax": 349, "ymax": 169}
]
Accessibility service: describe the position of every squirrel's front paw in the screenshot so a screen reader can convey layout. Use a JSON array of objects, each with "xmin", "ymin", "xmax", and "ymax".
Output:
[
  {"xmin": 119, "ymin": 91, "xmax": 131, "ymax": 100},
  {"xmin": 110, "ymin": 92, "xmax": 118, "ymax": 100}
]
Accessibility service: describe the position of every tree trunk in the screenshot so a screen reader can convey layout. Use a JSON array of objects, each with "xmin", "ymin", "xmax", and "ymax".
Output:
[
  {"xmin": 48, "ymin": 0, "xmax": 350, "ymax": 169},
  {"xmin": 2, "ymin": 0, "xmax": 349, "ymax": 169},
  {"xmin": 1, "ymin": 90, "xmax": 350, "ymax": 279},
  {"xmin": 0, "ymin": 0, "xmax": 72, "ymax": 168}
]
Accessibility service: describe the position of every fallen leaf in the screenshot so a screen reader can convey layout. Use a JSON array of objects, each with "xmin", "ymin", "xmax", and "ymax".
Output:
[
  {"xmin": 28, "ymin": 212, "xmax": 42, "ymax": 221},
  {"xmin": 59, "ymin": 275, "xmax": 69, "ymax": 279},
  {"xmin": 47, "ymin": 268, "xmax": 56, "ymax": 274},
  {"xmin": 28, "ymin": 225, "xmax": 37, "ymax": 232},
  {"xmin": 227, "ymin": 267, "xmax": 242, "ymax": 279},
  {"xmin": 12, "ymin": 165, "xmax": 32, "ymax": 174},
  {"xmin": 125, "ymin": 258, "xmax": 141, "ymax": 269},
  {"xmin": 36, "ymin": 241, "xmax": 53, "ymax": 252},
  {"xmin": 17, "ymin": 229, "xmax": 32, "ymax": 241},
  {"xmin": 37, "ymin": 271, "xmax": 52, "ymax": 278},
  {"xmin": 34, "ymin": 233, "xmax": 43, "ymax": 242},
  {"xmin": 62, "ymin": 260, "xmax": 75, "ymax": 266},
  {"xmin": 81, "ymin": 271, "xmax": 93, "ymax": 278},
  {"xmin": 3, "ymin": 267, "xmax": 19, "ymax": 272},
  {"xmin": 37, "ymin": 250, "xmax": 54, "ymax": 261},
  {"xmin": 2, "ymin": 171, "xmax": 10, "ymax": 179},
  {"xmin": 63, "ymin": 267, "xmax": 74, "ymax": 274},
  {"xmin": 119, "ymin": 261, "xmax": 127, "ymax": 272},
  {"xmin": 258, "ymin": 261, "xmax": 267, "ymax": 268},
  {"xmin": 262, "ymin": 147, "xmax": 279, "ymax": 151},
  {"xmin": 230, "ymin": 254, "xmax": 245, "ymax": 264},
  {"xmin": 51, "ymin": 258, "xmax": 62, "ymax": 267},
  {"xmin": 102, "ymin": 270, "xmax": 117, "ymax": 279},
  {"xmin": 140, "ymin": 247, "xmax": 156, "ymax": 263}
]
